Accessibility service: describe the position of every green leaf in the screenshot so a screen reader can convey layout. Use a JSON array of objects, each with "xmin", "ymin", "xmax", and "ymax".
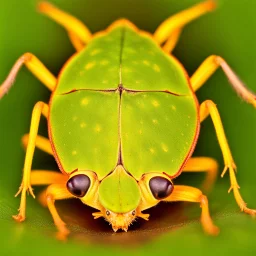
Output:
[{"xmin": 1, "ymin": 0, "xmax": 256, "ymax": 255}]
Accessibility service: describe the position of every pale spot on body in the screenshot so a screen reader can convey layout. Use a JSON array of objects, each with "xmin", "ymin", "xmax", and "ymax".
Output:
[
  {"xmin": 161, "ymin": 143, "xmax": 168, "ymax": 152},
  {"xmin": 171, "ymin": 105, "xmax": 176, "ymax": 111},
  {"xmin": 72, "ymin": 150, "xmax": 77, "ymax": 156},
  {"xmin": 73, "ymin": 116, "xmax": 78, "ymax": 121},
  {"xmin": 100, "ymin": 60, "xmax": 109, "ymax": 66},
  {"xmin": 81, "ymin": 98, "xmax": 89, "ymax": 106},
  {"xmin": 152, "ymin": 119, "xmax": 158, "ymax": 124},
  {"xmin": 102, "ymin": 80, "xmax": 108, "ymax": 84},
  {"xmin": 123, "ymin": 67, "xmax": 132, "ymax": 73},
  {"xmin": 90, "ymin": 49, "xmax": 102, "ymax": 56},
  {"xmin": 139, "ymin": 129, "xmax": 143, "ymax": 135},
  {"xmin": 149, "ymin": 148, "xmax": 155, "ymax": 154},
  {"xmin": 181, "ymin": 133, "xmax": 184, "ymax": 136},
  {"xmin": 85, "ymin": 62, "xmax": 96, "ymax": 70},
  {"xmin": 143, "ymin": 60, "xmax": 150, "ymax": 66},
  {"xmin": 153, "ymin": 64, "xmax": 160, "ymax": 72},
  {"xmin": 80, "ymin": 122, "xmax": 87, "ymax": 128},
  {"xmin": 152, "ymin": 100, "xmax": 160, "ymax": 107},
  {"xmin": 95, "ymin": 124, "xmax": 102, "ymax": 133}
]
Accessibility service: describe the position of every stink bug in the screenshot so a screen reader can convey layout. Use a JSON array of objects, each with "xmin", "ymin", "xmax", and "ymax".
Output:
[{"xmin": 0, "ymin": 0, "xmax": 256, "ymax": 240}]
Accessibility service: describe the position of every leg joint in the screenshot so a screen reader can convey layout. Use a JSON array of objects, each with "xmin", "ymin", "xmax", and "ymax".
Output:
[
  {"xmin": 46, "ymin": 194, "xmax": 54, "ymax": 204},
  {"xmin": 204, "ymin": 99, "xmax": 215, "ymax": 108},
  {"xmin": 32, "ymin": 101, "xmax": 49, "ymax": 118},
  {"xmin": 23, "ymin": 52, "xmax": 33, "ymax": 62},
  {"xmin": 199, "ymin": 194, "xmax": 208, "ymax": 205}
]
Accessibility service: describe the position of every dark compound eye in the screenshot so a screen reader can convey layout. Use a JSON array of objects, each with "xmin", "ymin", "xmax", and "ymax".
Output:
[
  {"xmin": 149, "ymin": 176, "xmax": 174, "ymax": 200},
  {"xmin": 132, "ymin": 210, "xmax": 136, "ymax": 216},
  {"xmin": 106, "ymin": 210, "xmax": 110, "ymax": 216},
  {"xmin": 66, "ymin": 174, "xmax": 91, "ymax": 197}
]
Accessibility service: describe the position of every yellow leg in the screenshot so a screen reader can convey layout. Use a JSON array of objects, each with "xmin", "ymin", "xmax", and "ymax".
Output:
[
  {"xmin": 0, "ymin": 53, "xmax": 56, "ymax": 99},
  {"xmin": 183, "ymin": 157, "xmax": 218, "ymax": 192},
  {"xmin": 165, "ymin": 185, "xmax": 219, "ymax": 235},
  {"xmin": 28, "ymin": 170, "xmax": 70, "ymax": 239},
  {"xmin": 68, "ymin": 31, "xmax": 85, "ymax": 52},
  {"xmin": 38, "ymin": 183, "xmax": 73, "ymax": 240},
  {"xmin": 162, "ymin": 28, "xmax": 182, "ymax": 53},
  {"xmin": 13, "ymin": 102, "xmax": 49, "ymax": 222},
  {"xmin": 31, "ymin": 170, "xmax": 67, "ymax": 186},
  {"xmin": 154, "ymin": 0, "xmax": 216, "ymax": 45},
  {"xmin": 38, "ymin": 2, "xmax": 91, "ymax": 50},
  {"xmin": 22, "ymin": 134, "xmax": 53, "ymax": 155},
  {"xmin": 200, "ymin": 100, "xmax": 256, "ymax": 215},
  {"xmin": 190, "ymin": 55, "xmax": 256, "ymax": 107}
]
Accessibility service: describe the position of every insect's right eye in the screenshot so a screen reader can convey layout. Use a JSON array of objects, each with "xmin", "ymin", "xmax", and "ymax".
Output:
[{"xmin": 66, "ymin": 174, "xmax": 91, "ymax": 197}]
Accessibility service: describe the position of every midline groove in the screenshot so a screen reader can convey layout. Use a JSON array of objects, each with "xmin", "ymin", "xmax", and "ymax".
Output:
[{"xmin": 59, "ymin": 88, "xmax": 185, "ymax": 96}]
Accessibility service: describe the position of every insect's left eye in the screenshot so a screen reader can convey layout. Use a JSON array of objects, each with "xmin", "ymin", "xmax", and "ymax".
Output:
[
  {"xmin": 66, "ymin": 174, "xmax": 91, "ymax": 197},
  {"xmin": 149, "ymin": 176, "xmax": 174, "ymax": 200}
]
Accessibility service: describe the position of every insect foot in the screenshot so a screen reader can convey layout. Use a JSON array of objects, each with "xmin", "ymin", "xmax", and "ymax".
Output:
[
  {"xmin": 12, "ymin": 182, "xmax": 36, "ymax": 222},
  {"xmin": 56, "ymin": 225, "xmax": 70, "ymax": 241},
  {"xmin": 222, "ymin": 164, "xmax": 256, "ymax": 216}
]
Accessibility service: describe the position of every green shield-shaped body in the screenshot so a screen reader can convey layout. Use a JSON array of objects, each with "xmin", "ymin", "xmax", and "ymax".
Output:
[{"xmin": 49, "ymin": 23, "xmax": 198, "ymax": 212}]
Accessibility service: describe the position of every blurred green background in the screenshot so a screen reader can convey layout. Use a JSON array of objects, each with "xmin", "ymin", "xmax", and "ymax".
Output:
[{"xmin": 1, "ymin": 0, "xmax": 256, "ymax": 255}]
